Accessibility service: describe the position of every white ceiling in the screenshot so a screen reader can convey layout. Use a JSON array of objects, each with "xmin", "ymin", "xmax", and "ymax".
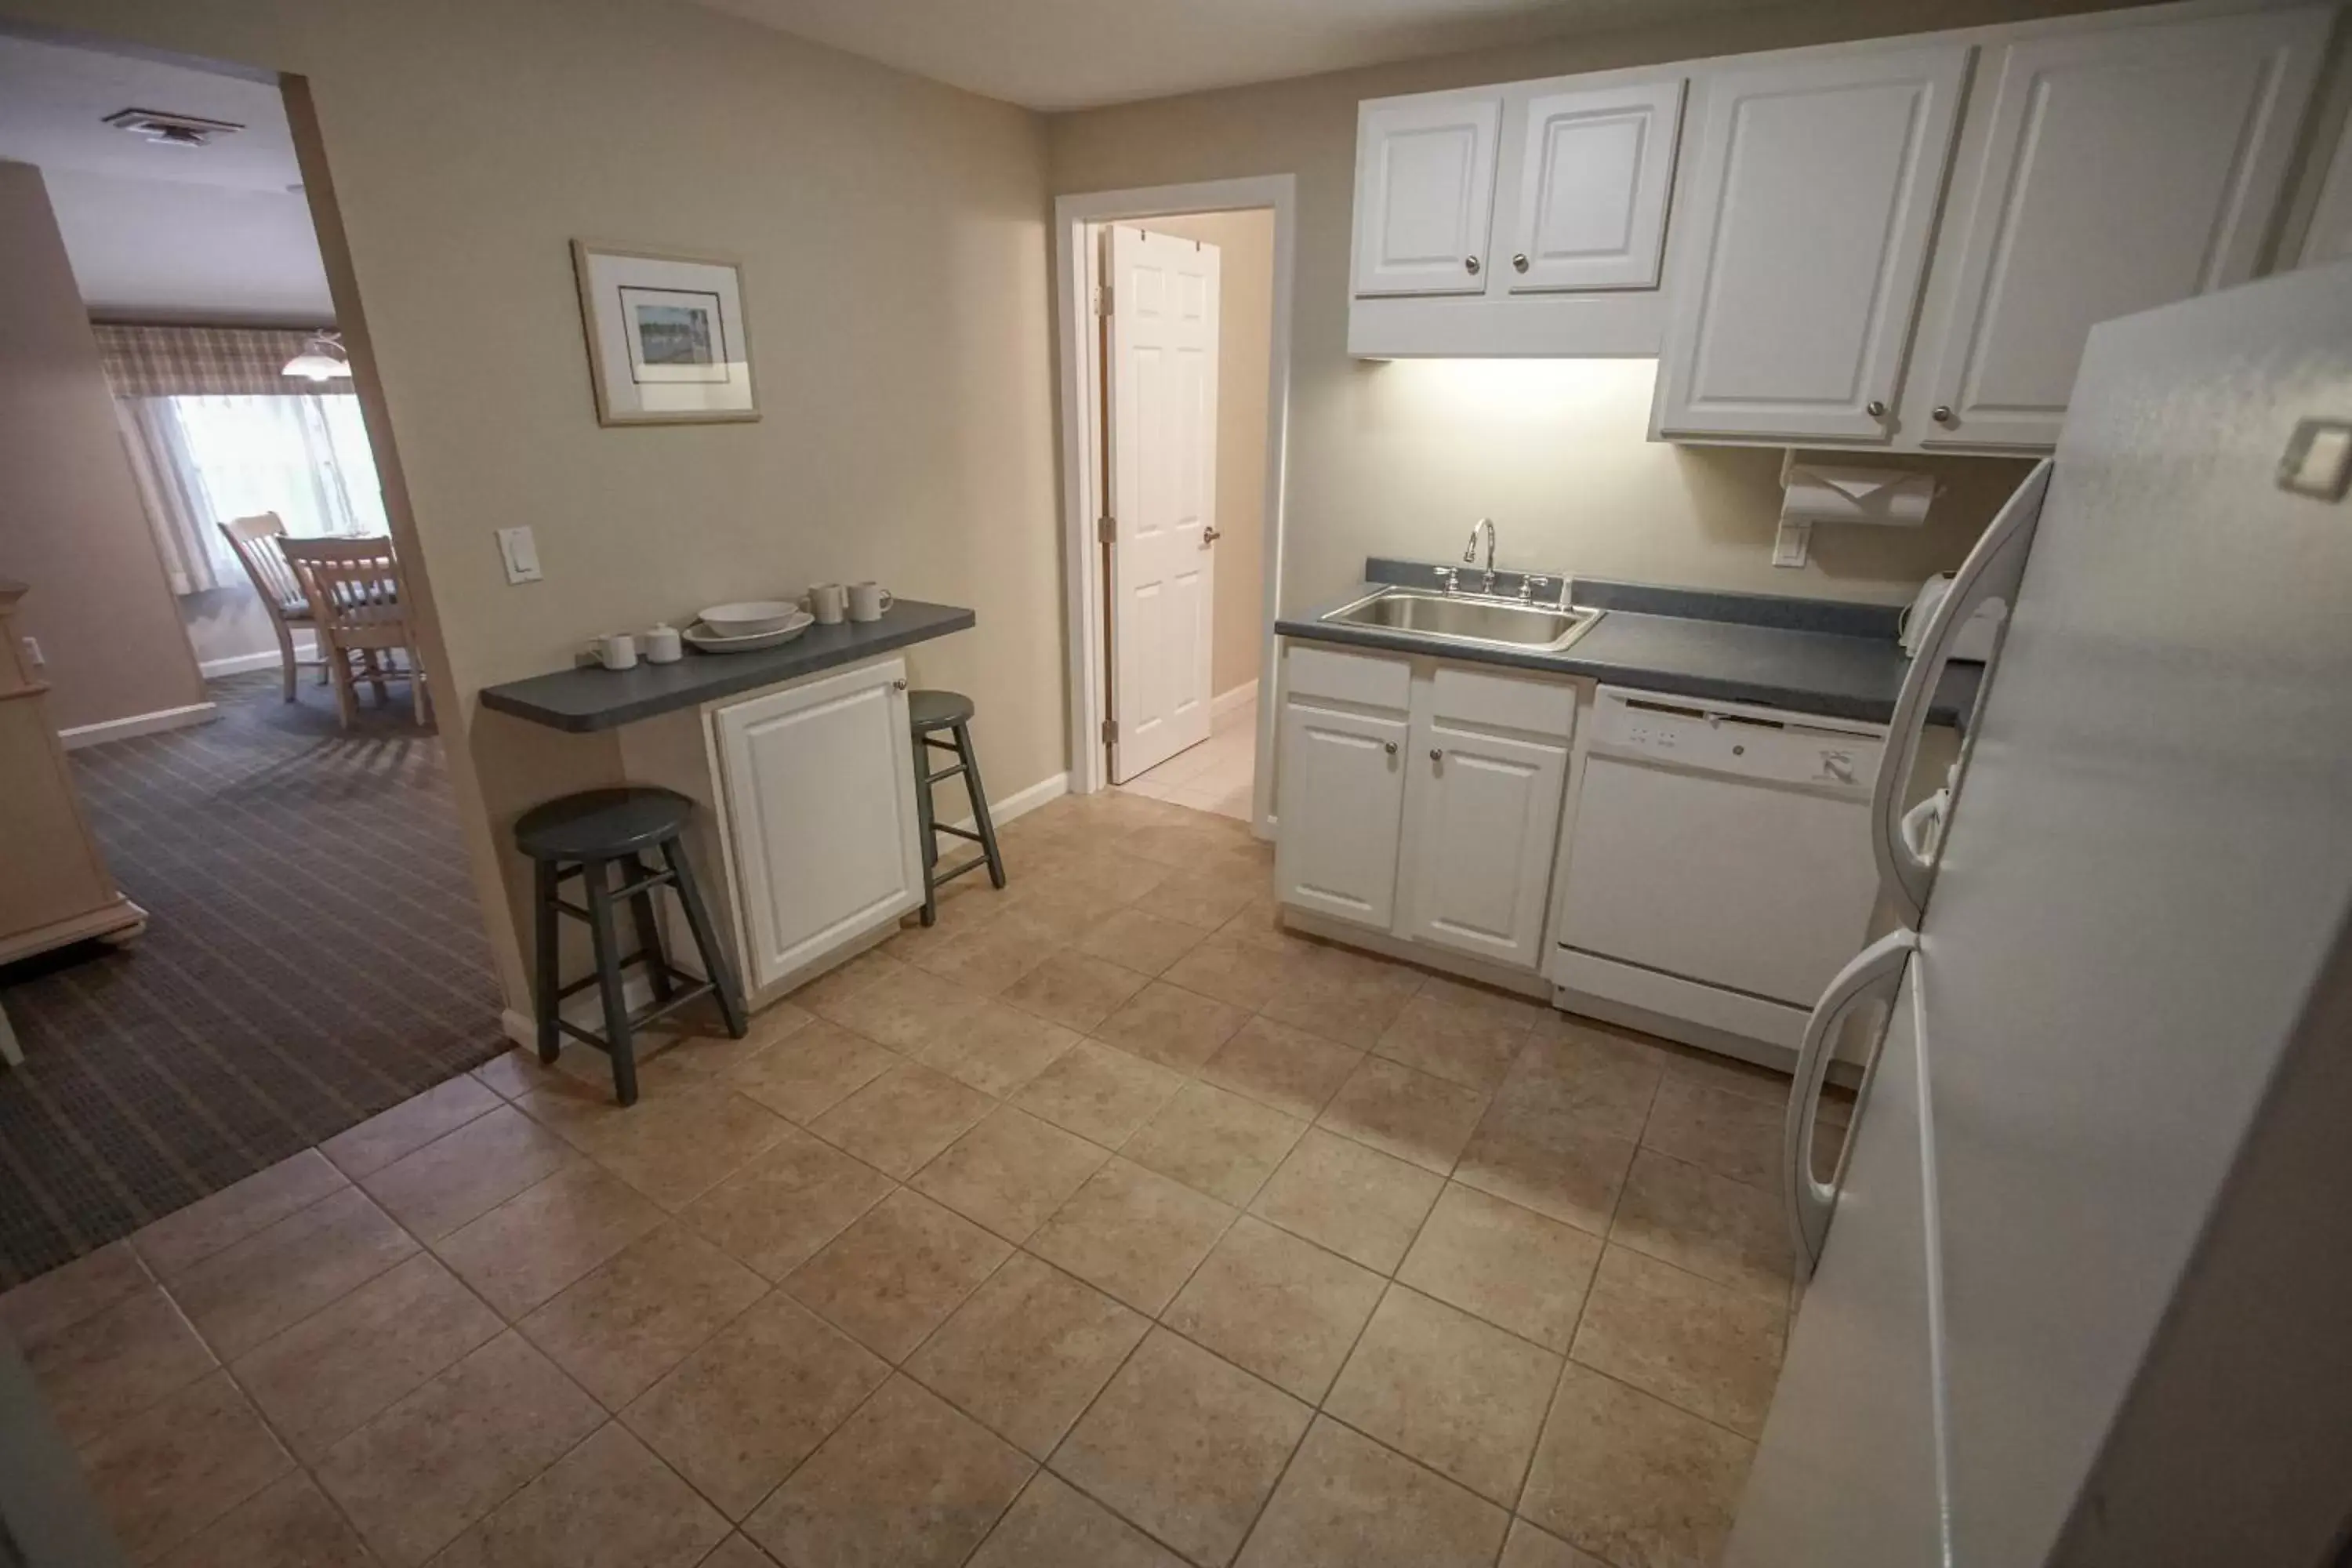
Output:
[
  {"xmin": 0, "ymin": 34, "xmax": 331, "ymax": 321},
  {"xmin": 685, "ymin": 0, "xmax": 1777, "ymax": 110}
]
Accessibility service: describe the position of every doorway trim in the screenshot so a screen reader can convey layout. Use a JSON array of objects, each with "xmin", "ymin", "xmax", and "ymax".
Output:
[{"xmin": 1053, "ymin": 175, "xmax": 1297, "ymax": 836}]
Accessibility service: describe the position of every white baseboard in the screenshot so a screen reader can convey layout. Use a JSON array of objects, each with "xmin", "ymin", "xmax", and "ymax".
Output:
[
  {"xmin": 940, "ymin": 771, "xmax": 1068, "ymax": 835},
  {"xmin": 1212, "ymin": 681, "xmax": 1259, "ymax": 721},
  {"xmin": 498, "ymin": 968, "xmax": 665, "ymax": 1053},
  {"xmin": 198, "ymin": 650, "xmax": 285, "ymax": 679},
  {"xmin": 59, "ymin": 701, "xmax": 219, "ymax": 751}
]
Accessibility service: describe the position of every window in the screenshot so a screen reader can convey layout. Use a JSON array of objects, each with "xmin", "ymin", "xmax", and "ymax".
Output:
[{"xmin": 163, "ymin": 393, "xmax": 388, "ymax": 577}]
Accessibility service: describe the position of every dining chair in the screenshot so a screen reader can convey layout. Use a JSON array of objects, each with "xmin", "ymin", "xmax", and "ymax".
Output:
[
  {"xmin": 217, "ymin": 513, "xmax": 325, "ymax": 701},
  {"xmin": 279, "ymin": 535, "xmax": 430, "ymax": 728}
]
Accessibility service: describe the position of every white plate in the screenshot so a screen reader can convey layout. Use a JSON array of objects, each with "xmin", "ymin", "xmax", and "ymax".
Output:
[
  {"xmin": 697, "ymin": 599, "xmax": 803, "ymax": 637},
  {"xmin": 683, "ymin": 612, "xmax": 814, "ymax": 654}
]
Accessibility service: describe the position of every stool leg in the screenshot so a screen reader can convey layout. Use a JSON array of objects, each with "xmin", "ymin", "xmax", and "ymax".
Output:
[
  {"xmin": 912, "ymin": 728, "xmax": 941, "ymax": 926},
  {"xmin": 956, "ymin": 721, "xmax": 1007, "ymax": 890},
  {"xmin": 532, "ymin": 858, "xmax": 561, "ymax": 1065},
  {"xmin": 626, "ymin": 852, "xmax": 675, "ymax": 1005},
  {"xmin": 662, "ymin": 838, "xmax": 747, "ymax": 1039},
  {"xmin": 581, "ymin": 857, "xmax": 639, "ymax": 1107}
]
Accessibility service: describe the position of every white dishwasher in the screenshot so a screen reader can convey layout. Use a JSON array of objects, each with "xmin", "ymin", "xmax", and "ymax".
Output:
[{"xmin": 1551, "ymin": 685, "xmax": 1884, "ymax": 1062}]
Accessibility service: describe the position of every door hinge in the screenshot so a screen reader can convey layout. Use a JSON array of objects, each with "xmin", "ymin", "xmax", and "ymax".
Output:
[
  {"xmin": 1094, "ymin": 283, "xmax": 1112, "ymax": 317},
  {"xmin": 1101, "ymin": 718, "xmax": 1118, "ymax": 745},
  {"xmin": 1096, "ymin": 515, "xmax": 1116, "ymax": 545}
]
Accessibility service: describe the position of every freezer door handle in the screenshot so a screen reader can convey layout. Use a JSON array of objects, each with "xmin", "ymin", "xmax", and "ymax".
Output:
[
  {"xmin": 1786, "ymin": 927, "xmax": 1916, "ymax": 1272},
  {"xmin": 1872, "ymin": 459, "xmax": 2051, "ymax": 924},
  {"xmin": 1898, "ymin": 789, "xmax": 1947, "ymax": 862}
]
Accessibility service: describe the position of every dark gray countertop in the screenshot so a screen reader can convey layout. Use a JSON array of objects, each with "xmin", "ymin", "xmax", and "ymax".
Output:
[
  {"xmin": 1276, "ymin": 561, "xmax": 1977, "ymax": 727},
  {"xmin": 478, "ymin": 600, "xmax": 975, "ymax": 732}
]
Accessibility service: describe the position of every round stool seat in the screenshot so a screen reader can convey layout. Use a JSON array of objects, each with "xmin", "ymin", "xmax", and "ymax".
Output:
[
  {"xmin": 515, "ymin": 786, "xmax": 694, "ymax": 862},
  {"xmin": 908, "ymin": 689, "xmax": 975, "ymax": 732}
]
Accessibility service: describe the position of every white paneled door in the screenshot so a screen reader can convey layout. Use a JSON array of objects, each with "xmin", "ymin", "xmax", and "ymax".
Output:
[{"xmin": 1104, "ymin": 223, "xmax": 1220, "ymax": 783}]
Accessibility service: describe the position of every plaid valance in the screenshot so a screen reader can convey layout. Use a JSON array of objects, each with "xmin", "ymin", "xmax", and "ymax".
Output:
[{"xmin": 93, "ymin": 322, "xmax": 331, "ymax": 398}]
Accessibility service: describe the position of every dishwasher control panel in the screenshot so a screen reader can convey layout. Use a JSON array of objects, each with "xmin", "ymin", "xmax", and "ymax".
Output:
[{"xmin": 1588, "ymin": 686, "xmax": 1886, "ymax": 794}]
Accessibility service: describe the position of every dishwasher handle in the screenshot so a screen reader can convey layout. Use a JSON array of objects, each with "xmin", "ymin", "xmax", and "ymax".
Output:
[
  {"xmin": 1873, "ymin": 459, "xmax": 2049, "ymax": 925},
  {"xmin": 1786, "ymin": 927, "xmax": 1915, "ymax": 1273}
]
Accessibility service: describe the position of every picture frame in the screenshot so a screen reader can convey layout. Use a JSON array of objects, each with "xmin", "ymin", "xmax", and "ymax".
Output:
[{"xmin": 571, "ymin": 240, "xmax": 758, "ymax": 426}]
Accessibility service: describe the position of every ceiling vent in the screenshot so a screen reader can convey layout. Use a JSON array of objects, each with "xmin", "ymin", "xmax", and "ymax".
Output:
[{"xmin": 102, "ymin": 108, "xmax": 244, "ymax": 148}]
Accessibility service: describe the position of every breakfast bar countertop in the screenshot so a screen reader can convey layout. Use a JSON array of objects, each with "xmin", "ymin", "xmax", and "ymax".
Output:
[{"xmin": 477, "ymin": 599, "xmax": 975, "ymax": 732}]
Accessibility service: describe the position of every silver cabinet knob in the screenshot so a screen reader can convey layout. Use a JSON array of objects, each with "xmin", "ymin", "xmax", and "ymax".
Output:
[
  {"xmin": 1464, "ymin": 256, "xmax": 1481, "ymax": 275},
  {"xmin": 1866, "ymin": 400, "xmax": 1887, "ymax": 418},
  {"xmin": 1429, "ymin": 748, "xmax": 1443, "ymax": 762},
  {"xmin": 891, "ymin": 678, "xmax": 907, "ymax": 691},
  {"xmin": 1933, "ymin": 405, "xmax": 1955, "ymax": 424},
  {"xmin": 1512, "ymin": 253, "xmax": 1530, "ymax": 273},
  {"xmin": 1383, "ymin": 741, "xmax": 1398, "ymax": 756}
]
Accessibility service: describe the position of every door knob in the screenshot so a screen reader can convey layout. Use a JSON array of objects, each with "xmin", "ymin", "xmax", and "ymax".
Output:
[
  {"xmin": 1429, "ymin": 748, "xmax": 1443, "ymax": 761},
  {"xmin": 1866, "ymin": 400, "xmax": 1887, "ymax": 418},
  {"xmin": 1200, "ymin": 526, "xmax": 1221, "ymax": 545},
  {"xmin": 891, "ymin": 679, "xmax": 907, "ymax": 691},
  {"xmin": 1383, "ymin": 741, "xmax": 1398, "ymax": 756},
  {"xmin": 1463, "ymin": 256, "xmax": 1481, "ymax": 275},
  {"xmin": 1512, "ymin": 253, "xmax": 1530, "ymax": 272},
  {"xmin": 1933, "ymin": 405, "xmax": 1955, "ymax": 424}
]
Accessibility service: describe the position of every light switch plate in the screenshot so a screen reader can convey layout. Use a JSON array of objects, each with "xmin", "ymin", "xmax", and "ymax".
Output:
[
  {"xmin": 2278, "ymin": 417, "xmax": 2352, "ymax": 502},
  {"xmin": 496, "ymin": 526, "xmax": 543, "ymax": 584},
  {"xmin": 1773, "ymin": 518, "xmax": 1812, "ymax": 568}
]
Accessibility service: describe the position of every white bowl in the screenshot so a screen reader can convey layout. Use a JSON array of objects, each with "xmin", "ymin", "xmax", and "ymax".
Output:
[{"xmin": 696, "ymin": 600, "xmax": 800, "ymax": 638}]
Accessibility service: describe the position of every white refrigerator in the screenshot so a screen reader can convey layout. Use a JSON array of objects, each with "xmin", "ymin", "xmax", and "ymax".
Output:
[{"xmin": 1730, "ymin": 260, "xmax": 2352, "ymax": 1567}]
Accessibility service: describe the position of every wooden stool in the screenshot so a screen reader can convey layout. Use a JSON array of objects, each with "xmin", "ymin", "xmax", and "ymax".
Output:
[
  {"xmin": 908, "ymin": 689, "xmax": 1007, "ymax": 926},
  {"xmin": 514, "ymin": 787, "xmax": 745, "ymax": 1105}
]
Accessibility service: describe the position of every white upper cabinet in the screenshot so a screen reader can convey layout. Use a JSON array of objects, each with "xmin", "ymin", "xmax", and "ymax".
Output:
[
  {"xmin": 1352, "ymin": 93, "xmax": 1501, "ymax": 297},
  {"xmin": 1653, "ymin": 42, "xmax": 1971, "ymax": 444},
  {"xmin": 1496, "ymin": 78, "xmax": 1686, "ymax": 292},
  {"xmin": 1908, "ymin": 7, "xmax": 2328, "ymax": 449}
]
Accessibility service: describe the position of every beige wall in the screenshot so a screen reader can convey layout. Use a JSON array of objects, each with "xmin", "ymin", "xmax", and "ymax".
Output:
[
  {"xmin": 0, "ymin": 162, "xmax": 208, "ymax": 734},
  {"xmin": 1040, "ymin": 0, "xmax": 2220, "ymax": 619},
  {"xmin": 1138, "ymin": 209, "xmax": 1272, "ymax": 697},
  {"xmin": 0, "ymin": 0, "xmax": 1062, "ymax": 1013}
]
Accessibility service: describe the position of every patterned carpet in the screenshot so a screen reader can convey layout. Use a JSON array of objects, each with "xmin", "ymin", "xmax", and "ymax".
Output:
[{"xmin": 0, "ymin": 670, "xmax": 504, "ymax": 1286}]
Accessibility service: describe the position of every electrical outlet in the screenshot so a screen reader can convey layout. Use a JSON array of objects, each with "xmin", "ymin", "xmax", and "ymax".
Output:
[
  {"xmin": 496, "ymin": 526, "xmax": 543, "ymax": 585},
  {"xmin": 20, "ymin": 635, "xmax": 42, "ymax": 666}
]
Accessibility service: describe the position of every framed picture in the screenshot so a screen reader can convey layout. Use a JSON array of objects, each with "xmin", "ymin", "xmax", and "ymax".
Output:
[{"xmin": 571, "ymin": 241, "xmax": 757, "ymax": 425}]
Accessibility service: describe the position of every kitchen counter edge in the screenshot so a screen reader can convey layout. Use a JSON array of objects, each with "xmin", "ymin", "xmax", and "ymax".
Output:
[{"xmin": 477, "ymin": 601, "xmax": 976, "ymax": 733}]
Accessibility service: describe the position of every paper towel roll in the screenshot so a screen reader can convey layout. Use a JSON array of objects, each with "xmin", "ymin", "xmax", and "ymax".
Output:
[{"xmin": 1780, "ymin": 460, "xmax": 1936, "ymax": 528}]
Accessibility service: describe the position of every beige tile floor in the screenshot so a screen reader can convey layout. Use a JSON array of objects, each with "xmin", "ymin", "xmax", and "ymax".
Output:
[
  {"xmin": 0, "ymin": 786, "xmax": 1844, "ymax": 1568},
  {"xmin": 1119, "ymin": 695, "xmax": 1257, "ymax": 820}
]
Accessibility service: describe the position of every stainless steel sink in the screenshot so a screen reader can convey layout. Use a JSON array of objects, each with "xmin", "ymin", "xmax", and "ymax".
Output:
[{"xmin": 1320, "ymin": 587, "xmax": 1602, "ymax": 652}]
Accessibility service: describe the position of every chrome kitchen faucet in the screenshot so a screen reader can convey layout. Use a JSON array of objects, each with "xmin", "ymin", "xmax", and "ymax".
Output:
[{"xmin": 1465, "ymin": 517, "xmax": 1498, "ymax": 594}]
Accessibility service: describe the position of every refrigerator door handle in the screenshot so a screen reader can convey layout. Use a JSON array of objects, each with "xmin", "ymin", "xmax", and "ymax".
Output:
[
  {"xmin": 1872, "ymin": 459, "xmax": 2053, "ymax": 925},
  {"xmin": 1785, "ymin": 927, "xmax": 1917, "ymax": 1272},
  {"xmin": 1898, "ymin": 789, "xmax": 1948, "ymax": 862}
]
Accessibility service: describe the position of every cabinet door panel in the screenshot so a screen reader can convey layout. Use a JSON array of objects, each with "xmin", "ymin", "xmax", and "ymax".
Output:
[
  {"xmin": 1353, "ymin": 94, "xmax": 1501, "ymax": 297},
  {"xmin": 715, "ymin": 662, "xmax": 922, "ymax": 992},
  {"xmin": 1657, "ymin": 44, "xmax": 1969, "ymax": 441},
  {"xmin": 1400, "ymin": 719, "xmax": 1566, "ymax": 969},
  {"xmin": 1501, "ymin": 78, "xmax": 1683, "ymax": 293},
  {"xmin": 1915, "ymin": 9, "xmax": 2326, "ymax": 449},
  {"xmin": 1275, "ymin": 699, "xmax": 1409, "ymax": 928}
]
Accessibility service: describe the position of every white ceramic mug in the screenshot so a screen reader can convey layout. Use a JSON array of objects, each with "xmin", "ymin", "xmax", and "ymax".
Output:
[
  {"xmin": 807, "ymin": 583, "xmax": 848, "ymax": 626},
  {"xmin": 589, "ymin": 632, "xmax": 637, "ymax": 670},
  {"xmin": 848, "ymin": 582, "xmax": 895, "ymax": 623},
  {"xmin": 641, "ymin": 623, "xmax": 684, "ymax": 664}
]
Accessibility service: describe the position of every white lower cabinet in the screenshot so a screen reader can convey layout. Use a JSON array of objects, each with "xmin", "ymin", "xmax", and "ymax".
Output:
[
  {"xmin": 1272, "ymin": 699, "xmax": 1409, "ymax": 928},
  {"xmin": 1399, "ymin": 715, "xmax": 1568, "ymax": 969},
  {"xmin": 711, "ymin": 658, "xmax": 923, "ymax": 993},
  {"xmin": 1276, "ymin": 642, "xmax": 1573, "ymax": 970}
]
